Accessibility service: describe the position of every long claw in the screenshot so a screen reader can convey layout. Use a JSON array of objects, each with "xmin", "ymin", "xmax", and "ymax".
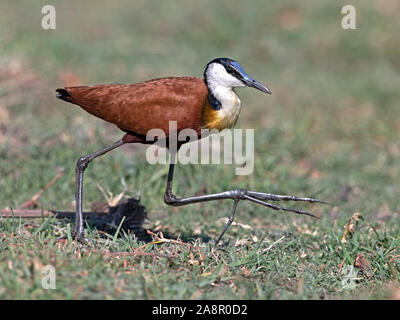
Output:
[
  {"xmin": 246, "ymin": 191, "xmax": 328, "ymax": 205},
  {"xmin": 244, "ymin": 195, "xmax": 319, "ymax": 219}
]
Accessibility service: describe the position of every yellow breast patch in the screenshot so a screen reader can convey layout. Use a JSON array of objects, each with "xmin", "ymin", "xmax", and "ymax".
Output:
[{"xmin": 202, "ymin": 104, "xmax": 240, "ymax": 131}]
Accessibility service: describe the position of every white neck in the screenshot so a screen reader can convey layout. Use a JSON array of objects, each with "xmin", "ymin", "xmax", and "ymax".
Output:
[
  {"xmin": 205, "ymin": 62, "xmax": 243, "ymax": 111},
  {"xmin": 208, "ymin": 83, "xmax": 240, "ymax": 109},
  {"xmin": 205, "ymin": 64, "xmax": 243, "ymax": 127}
]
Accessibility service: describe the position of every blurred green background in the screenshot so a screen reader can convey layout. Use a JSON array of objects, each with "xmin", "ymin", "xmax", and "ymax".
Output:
[{"xmin": 0, "ymin": 0, "xmax": 399, "ymax": 299}]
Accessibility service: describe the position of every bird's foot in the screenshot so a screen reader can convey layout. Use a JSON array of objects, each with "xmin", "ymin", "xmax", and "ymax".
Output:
[
  {"xmin": 56, "ymin": 231, "xmax": 92, "ymax": 245},
  {"xmin": 236, "ymin": 189, "xmax": 327, "ymax": 219},
  {"xmin": 164, "ymin": 186, "xmax": 327, "ymax": 245}
]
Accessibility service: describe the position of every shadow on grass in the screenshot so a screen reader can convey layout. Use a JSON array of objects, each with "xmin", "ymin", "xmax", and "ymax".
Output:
[{"xmin": 60, "ymin": 197, "xmax": 212, "ymax": 244}]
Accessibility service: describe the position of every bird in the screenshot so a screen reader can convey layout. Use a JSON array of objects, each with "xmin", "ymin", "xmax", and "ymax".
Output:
[{"xmin": 56, "ymin": 57, "xmax": 324, "ymax": 244}]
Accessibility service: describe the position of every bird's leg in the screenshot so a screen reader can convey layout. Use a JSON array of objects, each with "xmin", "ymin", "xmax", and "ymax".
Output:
[
  {"xmin": 71, "ymin": 139, "xmax": 125, "ymax": 242},
  {"xmin": 163, "ymin": 153, "xmax": 325, "ymax": 245},
  {"xmin": 215, "ymin": 199, "xmax": 239, "ymax": 246}
]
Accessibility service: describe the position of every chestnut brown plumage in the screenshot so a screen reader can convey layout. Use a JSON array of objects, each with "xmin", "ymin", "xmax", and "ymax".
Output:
[
  {"xmin": 56, "ymin": 77, "xmax": 209, "ymax": 143},
  {"xmin": 56, "ymin": 58, "xmax": 324, "ymax": 245}
]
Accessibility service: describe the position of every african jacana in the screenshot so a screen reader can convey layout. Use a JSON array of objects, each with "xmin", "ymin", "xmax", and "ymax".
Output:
[{"xmin": 56, "ymin": 58, "xmax": 324, "ymax": 244}]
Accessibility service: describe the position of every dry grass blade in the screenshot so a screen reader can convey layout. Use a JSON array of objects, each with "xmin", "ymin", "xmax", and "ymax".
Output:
[
  {"xmin": 341, "ymin": 212, "xmax": 363, "ymax": 243},
  {"xmin": 146, "ymin": 230, "xmax": 193, "ymax": 247},
  {"xmin": 217, "ymin": 217, "xmax": 253, "ymax": 230},
  {"xmin": 262, "ymin": 235, "xmax": 285, "ymax": 253},
  {"xmin": 97, "ymin": 179, "xmax": 128, "ymax": 207},
  {"xmin": 16, "ymin": 168, "xmax": 64, "ymax": 209}
]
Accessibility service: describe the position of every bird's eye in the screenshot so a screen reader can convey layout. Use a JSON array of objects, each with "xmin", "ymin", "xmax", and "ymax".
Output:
[{"xmin": 227, "ymin": 67, "xmax": 238, "ymax": 76}]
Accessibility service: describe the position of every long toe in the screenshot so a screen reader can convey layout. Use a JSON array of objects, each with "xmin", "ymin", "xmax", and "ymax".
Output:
[
  {"xmin": 244, "ymin": 194, "xmax": 320, "ymax": 219},
  {"xmin": 246, "ymin": 190, "xmax": 328, "ymax": 204}
]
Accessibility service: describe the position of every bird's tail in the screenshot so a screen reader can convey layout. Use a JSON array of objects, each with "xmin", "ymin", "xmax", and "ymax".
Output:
[{"xmin": 55, "ymin": 88, "xmax": 71, "ymax": 102}]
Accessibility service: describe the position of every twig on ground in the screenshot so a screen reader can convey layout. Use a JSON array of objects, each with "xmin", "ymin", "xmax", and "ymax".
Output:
[
  {"xmin": 103, "ymin": 251, "xmax": 178, "ymax": 258},
  {"xmin": 0, "ymin": 209, "xmax": 108, "ymax": 218}
]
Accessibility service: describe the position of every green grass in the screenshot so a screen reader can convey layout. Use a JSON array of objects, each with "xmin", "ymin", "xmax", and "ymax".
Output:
[{"xmin": 0, "ymin": 0, "xmax": 399, "ymax": 299}]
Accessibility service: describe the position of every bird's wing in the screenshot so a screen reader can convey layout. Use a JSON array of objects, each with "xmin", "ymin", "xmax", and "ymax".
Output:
[{"xmin": 56, "ymin": 77, "xmax": 208, "ymax": 137}]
